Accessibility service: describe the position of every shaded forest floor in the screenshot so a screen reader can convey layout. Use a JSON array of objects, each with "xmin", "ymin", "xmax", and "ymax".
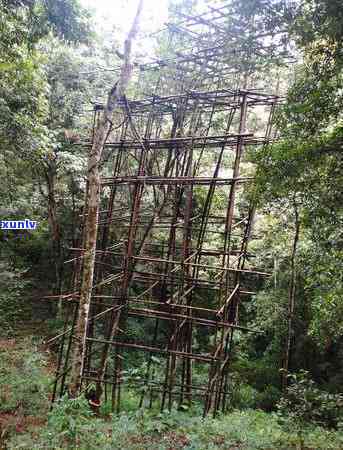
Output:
[{"xmin": 0, "ymin": 297, "xmax": 342, "ymax": 450}]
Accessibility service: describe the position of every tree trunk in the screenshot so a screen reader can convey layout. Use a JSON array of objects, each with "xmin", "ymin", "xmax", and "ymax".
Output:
[
  {"xmin": 69, "ymin": 0, "xmax": 144, "ymax": 397},
  {"xmin": 282, "ymin": 202, "xmax": 300, "ymax": 391},
  {"xmin": 45, "ymin": 162, "xmax": 64, "ymax": 315}
]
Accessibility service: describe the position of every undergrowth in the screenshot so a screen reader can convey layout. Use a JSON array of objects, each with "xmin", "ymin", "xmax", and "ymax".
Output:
[
  {"xmin": 1, "ymin": 340, "xmax": 343, "ymax": 450},
  {"xmin": 0, "ymin": 263, "xmax": 32, "ymax": 337},
  {"xmin": 8, "ymin": 400, "xmax": 343, "ymax": 450},
  {"xmin": 0, "ymin": 338, "xmax": 52, "ymax": 446}
]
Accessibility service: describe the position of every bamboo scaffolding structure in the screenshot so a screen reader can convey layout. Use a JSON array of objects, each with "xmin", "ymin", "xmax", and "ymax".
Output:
[{"xmin": 50, "ymin": 1, "xmax": 280, "ymax": 416}]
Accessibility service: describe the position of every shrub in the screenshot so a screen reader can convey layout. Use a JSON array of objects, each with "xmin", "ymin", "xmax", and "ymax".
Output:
[
  {"xmin": 8, "ymin": 395, "xmax": 110, "ymax": 450},
  {"xmin": 277, "ymin": 370, "xmax": 343, "ymax": 429}
]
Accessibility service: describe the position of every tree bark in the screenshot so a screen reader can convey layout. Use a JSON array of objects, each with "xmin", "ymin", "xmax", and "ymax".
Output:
[
  {"xmin": 69, "ymin": 0, "xmax": 144, "ymax": 396},
  {"xmin": 282, "ymin": 202, "xmax": 300, "ymax": 391}
]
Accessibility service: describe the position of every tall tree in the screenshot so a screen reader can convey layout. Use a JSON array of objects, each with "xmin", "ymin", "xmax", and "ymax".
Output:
[
  {"xmin": 69, "ymin": 0, "xmax": 144, "ymax": 396},
  {"xmin": 281, "ymin": 202, "xmax": 300, "ymax": 390}
]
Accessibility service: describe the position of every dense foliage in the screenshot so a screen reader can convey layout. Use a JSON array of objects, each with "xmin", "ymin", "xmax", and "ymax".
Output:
[{"xmin": 250, "ymin": 0, "xmax": 343, "ymax": 391}]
